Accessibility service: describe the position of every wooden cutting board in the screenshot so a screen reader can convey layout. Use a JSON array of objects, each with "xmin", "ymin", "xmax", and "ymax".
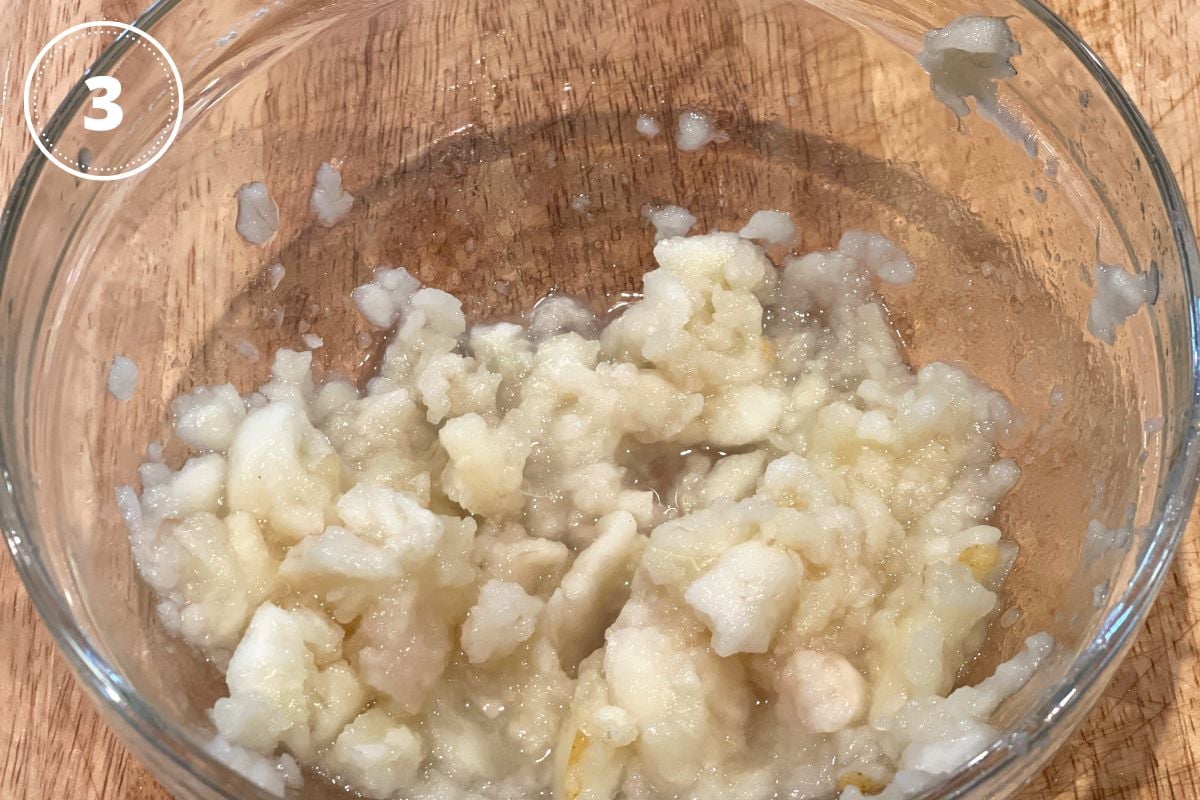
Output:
[{"xmin": 1, "ymin": 0, "xmax": 1197, "ymax": 797}]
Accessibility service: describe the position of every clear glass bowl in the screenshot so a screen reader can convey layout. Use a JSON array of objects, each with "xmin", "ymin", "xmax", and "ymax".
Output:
[{"xmin": 1, "ymin": 0, "xmax": 1196, "ymax": 798}]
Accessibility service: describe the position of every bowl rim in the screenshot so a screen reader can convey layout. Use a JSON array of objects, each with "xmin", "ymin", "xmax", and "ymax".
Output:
[{"xmin": 1, "ymin": 1, "xmax": 1198, "ymax": 798}]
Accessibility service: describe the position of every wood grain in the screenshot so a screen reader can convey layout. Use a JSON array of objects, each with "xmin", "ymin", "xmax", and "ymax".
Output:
[{"xmin": 1, "ymin": 0, "xmax": 1198, "ymax": 798}]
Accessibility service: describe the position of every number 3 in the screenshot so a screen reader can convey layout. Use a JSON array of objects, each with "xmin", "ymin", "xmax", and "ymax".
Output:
[{"xmin": 83, "ymin": 75, "xmax": 123, "ymax": 132}]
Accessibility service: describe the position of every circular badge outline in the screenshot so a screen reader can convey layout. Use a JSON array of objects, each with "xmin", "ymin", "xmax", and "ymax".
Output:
[{"xmin": 23, "ymin": 21, "xmax": 184, "ymax": 182}]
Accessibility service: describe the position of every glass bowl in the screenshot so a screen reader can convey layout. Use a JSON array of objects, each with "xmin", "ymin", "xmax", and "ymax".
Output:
[{"xmin": 1, "ymin": 0, "xmax": 1196, "ymax": 798}]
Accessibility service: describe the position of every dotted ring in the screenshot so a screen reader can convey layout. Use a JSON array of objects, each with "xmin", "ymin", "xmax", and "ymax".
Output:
[
  {"xmin": 29, "ymin": 26, "xmax": 179, "ymax": 173},
  {"xmin": 23, "ymin": 22, "xmax": 184, "ymax": 181}
]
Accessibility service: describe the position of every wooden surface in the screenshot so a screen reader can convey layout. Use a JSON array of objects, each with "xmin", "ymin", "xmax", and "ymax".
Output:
[{"xmin": 1, "ymin": 0, "xmax": 1199, "ymax": 798}]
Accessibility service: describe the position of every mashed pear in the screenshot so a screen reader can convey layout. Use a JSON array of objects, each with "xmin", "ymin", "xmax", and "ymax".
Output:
[
  {"xmin": 235, "ymin": 182, "xmax": 279, "ymax": 245},
  {"xmin": 1087, "ymin": 262, "xmax": 1155, "ymax": 344},
  {"xmin": 310, "ymin": 162, "xmax": 355, "ymax": 227},
  {"xmin": 122, "ymin": 226, "xmax": 1050, "ymax": 799},
  {"xmin": 107, "ymin": 355, "xmax": 139, "ymax": 401}
]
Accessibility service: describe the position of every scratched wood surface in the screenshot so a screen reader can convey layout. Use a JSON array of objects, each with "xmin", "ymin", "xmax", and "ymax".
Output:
[{"xmin": 1, "ymin": 0, "xmax": 1199, "ymax": 798}]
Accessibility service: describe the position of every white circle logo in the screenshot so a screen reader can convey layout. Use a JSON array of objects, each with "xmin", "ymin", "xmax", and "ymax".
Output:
[{"xmin": 24, "ymin": 21, "xmax": 183, "ymax": 181}]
